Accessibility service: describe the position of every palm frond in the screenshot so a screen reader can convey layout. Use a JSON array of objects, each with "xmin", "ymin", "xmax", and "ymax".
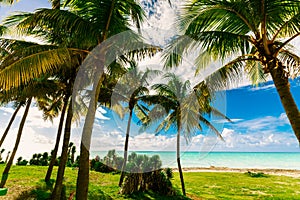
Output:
[
  {"xmin": 180, "ymin": 1, "xmax": 259, "ymax": 37},
  {"xmin": 0, "ymin": 0, "xmax": 16, "ymax": 5},
  {"xmin": 278, "ymin": 49, "xmax": 300, "ymax": 79},
  {"xmin": 272, "ymin": 12, "xmax": 300, "ymax": 41},
  {"xmin": 5, "ymin": 9, "xmax": 98, "ymax": 48},
  {"xmin": 199, "ymin": 115, "xmax": 224, "ymax": 142},
  {"xmin": 0, "ymin": 48, "xmax": 72, "ymax": 90},
  {"xmin": 163, "ymin": 35, "xmax": 194, "ymax": 69}
]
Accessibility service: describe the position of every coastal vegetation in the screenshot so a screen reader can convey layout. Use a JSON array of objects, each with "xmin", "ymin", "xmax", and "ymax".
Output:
[{"xmin": 1, "ymin": 165, "xmax": 300, "ymax": 199}]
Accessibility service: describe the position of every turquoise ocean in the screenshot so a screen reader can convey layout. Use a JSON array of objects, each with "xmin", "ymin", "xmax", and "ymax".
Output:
[{"xmin": 91, "ymin": 151, "xmax": 300, "ymax": 170}]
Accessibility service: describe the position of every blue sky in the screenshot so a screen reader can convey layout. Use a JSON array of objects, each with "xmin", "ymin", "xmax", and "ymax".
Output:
[{"xmin": 0, "ymin": 0, "xmax": 300, "ymax": 159}]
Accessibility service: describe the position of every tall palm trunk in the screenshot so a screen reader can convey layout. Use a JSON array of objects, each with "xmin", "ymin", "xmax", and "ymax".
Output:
[
  {"xmin": 270, "ymin": 63, "xmax": 300, "ymax": 143},
  {"xmin": 76, "ymin": 0, "xmax": 115, "ymax": 197},
  {"xmin": 0, "ymin": 103, "xmax": 22, "ymax": 148},
  {"xmin": 45, "ymin": 94, "xmax": 69, "ymax": 182},
  {"xmin": 177, "ymin": 123, "xmax": 186, "ymax": 196},
  {"xmin": 50, "ymin": 98, "xmax": 73, "ymax": 200},
  {"xmin": 0, "ymin": 98, "xmax": 32, "ymax": 188},
  {"xmin": 118, "ymin": 108, "xmax": 133, "ymax": 187},
  {"xmin": 76, "ymin": 77, "xmax": 102, "ymax": 200}
]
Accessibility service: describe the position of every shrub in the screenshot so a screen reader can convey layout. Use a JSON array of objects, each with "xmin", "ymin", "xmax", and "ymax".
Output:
[
  {"xmin": 90, "ymin": 150, "xmax": 124, "ymax": 173},
  {"xmin": 245, "ymin": 171, "xmax": 269, "ymax": 178},
  {"xmin": 120, "ymin": 153, "xmax": 175, "ymax": 195},
  {"xmin": 16, "ymin": 157, "xmax": 28, "ymax": 166},
  {"xmin": 29, "ymin": 152, "xmax": 49, "ymax": 166}
]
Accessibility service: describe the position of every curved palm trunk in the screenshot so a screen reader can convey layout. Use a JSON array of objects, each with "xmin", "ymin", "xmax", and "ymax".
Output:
[
  {"xmin": 50, "ymin": 98, "xmax": 73, "ymax": 200},
  {"xmin": 76, "ymin": 0, "xmax": 114, "ymax": 197},
  {"xmin": 45, "ymin": 95, "xmax": 69, "ymax": 182},
  {"xmin": 177, "ymin": 125, "xmax": 186, "ymax": 196},
  {"xmin": 118, "ymin": 108, "xmax": 133, "ymax": 187},
  {"xmin": 76, "ymin": 77, "xmax": 102, "ymax": 200},
  {"xmin": 0, "ymin": 103, "xmax": 22, "ymax": 148},
  {"xmin": 270, "ymin": 65, "xmax": 300, "ymax": 143},
  {"xmin": 0, "ymin": 98, "xmax": 32, "ymax": 188}
]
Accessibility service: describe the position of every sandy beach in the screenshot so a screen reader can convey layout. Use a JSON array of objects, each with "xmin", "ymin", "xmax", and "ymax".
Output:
[{"xmin": 172, "ymin": 166, "xmax": 300, "ymax": 178}]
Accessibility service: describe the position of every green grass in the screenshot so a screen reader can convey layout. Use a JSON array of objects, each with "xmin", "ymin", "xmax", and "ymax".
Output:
[{"xmin": 1, "ymin": 165, "xmax": 300, "ymax": 199}]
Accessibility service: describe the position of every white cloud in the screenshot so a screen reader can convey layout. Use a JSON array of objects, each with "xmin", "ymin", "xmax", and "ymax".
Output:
[
  {"xmin": 248, "ymin": 84, "xmax": 275, "ymax": 91},
  {"xmin": 212, "ymin": 128, "xmax": 298, "ymax": 152},
  {"xmin": 232, "ymin": 114, "xmax": 290, "ymax": 131},
  {"xmin": 213, "ymin": 118, "xmax": 243, "ymax": 124}
]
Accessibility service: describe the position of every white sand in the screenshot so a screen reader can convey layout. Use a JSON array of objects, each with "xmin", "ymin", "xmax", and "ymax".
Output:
[{"xmin": 172, "ymin": 166, "xmax": 300, "ymax": 178}]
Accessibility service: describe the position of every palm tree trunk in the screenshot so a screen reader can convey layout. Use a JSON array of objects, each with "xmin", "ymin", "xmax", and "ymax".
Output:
[
  {"xmin": 270, "ymin": 65, "xmax": 300, "ymax": 143},
  {"xmin": 0, "ymin": 98, "xmax": 32, "ymax": 188},
  {"xmin": 76, "ymin": 76, "xmax": 103, "ymax": 200},
  {"xmin": 119, "ymin": 108, "xmax": 133, "ymax": 187},
  {"xmin": 45, "ymin": 95, "xmax": 69, "ymax": 182},
  {"xmin": 50, "ymin": 98, "xmax": 73, "ymax": 200},
  {"xmin": 0, "ymin": 103, "xmax": 22, "ymax": 148},
  {"xmin": 177, "ymin": 127, "xmax": 186, "ymax": 196},
  {"xmin": 75, "ymin": 0, "xmax": 116, "ymax": 196}
]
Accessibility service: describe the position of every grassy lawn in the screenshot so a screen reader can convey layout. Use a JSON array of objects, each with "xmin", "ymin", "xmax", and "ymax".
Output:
[{"xmin": 1, "ymin": 165, "xmax": 300, "ymax": 199}]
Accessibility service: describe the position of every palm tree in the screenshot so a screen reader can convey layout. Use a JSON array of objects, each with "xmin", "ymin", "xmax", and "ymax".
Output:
[
  {"xmin": 56, "ymin": 1, "xmax": 153, "ymax": 198},
  {"xmin": 142, "ymin": 73, "xmax": 226, "ymax": 195},
  {"xmin": 0, "ymin": 102, "xmax": 23, "ymax": 148},
  {"xmin": 50, "ymin": 97, "xmax": 73, "ymax": 200},
  {"xmin": 0, "ymin": 76, "xmax": 66, "ymax": 188},
  {"xmin": 165, "ymin": 0, "xmax": 300, "ymax": 143},
  {"xmin": 111, "ymin": 66, "xmax": 161, "ymax": 187},
  {"xmin": 0, "ymin": 4, "xmax": 87, "ymax": 194},
  {"xmin": 44, "ymin": 92, "xmax": 69, "ymax": 183},
  {"xmin": 0, "ymin": 97, "xmax": 32, "ymax": 188},
  {"xmin": 1, "ymin": 1, "xmax": 156, "ymax": 198}
]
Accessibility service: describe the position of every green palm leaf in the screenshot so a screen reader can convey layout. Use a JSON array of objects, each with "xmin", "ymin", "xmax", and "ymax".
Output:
[{"xmin": 0, "ymin": 48, "xmax": 72, "ymax": 90}]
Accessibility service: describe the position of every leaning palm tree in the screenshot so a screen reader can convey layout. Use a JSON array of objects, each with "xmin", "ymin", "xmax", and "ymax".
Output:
[
  {"xmin": 0, "ymin": 77, "xmax": 65, "ymax": 188},
  {"xmin": 43, "ymin": 91, "xmax": 68, "ymax": 183},
  {"xmin": 0, "ymin": 97, "xmax": 31, "ymax": 188},
  {"xmin": 1, "ymin": 1, "xmax": 157, "ymax": 198},
  {"xmin": 142, "ymin": 73, "xmax": 226, "ymax": 195},
  {"xmin": 0, "ymin": 102, "xmax": 23, "ymax": 148},
  {"xmin": 0, "ymin": 29, "xmax": 80, "ymax": 198},
  {"xmin": 59, "ymin": 0, "xmax": 157, "ymax": 198},
  {"xmin": 165, "ymin": 0, "xmax": 300, "ymax": 142},
  {"xmin": 110, "ymin": 66, "xmax": 161, "ymax": 187}
]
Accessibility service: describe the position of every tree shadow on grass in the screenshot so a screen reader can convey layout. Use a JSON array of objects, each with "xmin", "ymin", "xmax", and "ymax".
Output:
[
  {"xmin": 15, "ymin": 179, "xmax": 52, "ymax": 200},
  {"xmin": 15, "ymin": 187, "xmax": 50, "ymax": 200},
  {"xmin": 15, "ymin": 179, "xmax": 113, "ymax": 200},
  {"xmin": 125, "ymin": 190, "xmax": 191, "ymax": 200}
]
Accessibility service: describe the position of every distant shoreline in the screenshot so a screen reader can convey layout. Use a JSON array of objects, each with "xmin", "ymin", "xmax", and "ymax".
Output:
[{"xmin": 172, "ymin": 166, "xmax": 300, "ymax": 178}]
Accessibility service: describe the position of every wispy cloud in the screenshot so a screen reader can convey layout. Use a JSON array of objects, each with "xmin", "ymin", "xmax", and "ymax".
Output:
[
  {"xmin": 230, "ymin": 113, "xmax": 290, "ymax": 131},
  {"xmin": 248, "ymin": 84, "xmax": 275, "ymax": 91}
]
